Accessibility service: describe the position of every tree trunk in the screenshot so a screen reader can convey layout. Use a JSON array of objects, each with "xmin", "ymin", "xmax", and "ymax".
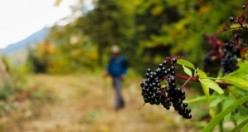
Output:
[{"xmin": 97, "ymin": 44, "xmax": 103, "ymax": 67}]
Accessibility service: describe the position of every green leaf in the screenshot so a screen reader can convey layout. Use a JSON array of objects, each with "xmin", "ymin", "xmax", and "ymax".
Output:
[
  {"xmin": 200, "ymin": 79, "xmax": 224, "ymax": 94},
  {"xmin": 230, "ymin": 118, "xmax": 248, "ymax": 132},
  {"xmin": 203, "ymin": 96, "xmax": 248, "ymax": 132},
  {"xmin": 199, "ymin": 79, "xmax": 210, "ymax": 98},
  {"xmin": 186, "ymin": 96, "xmax": 218, "ymax": 104},
  {"xmin": 232, "ymin": 115, "xmax": 248, "ymax": 122},
  {"xmin": 242, "ymin": 124, "xmax": 248, "ymax": 132},
  {"xmin": 182, "ymin": 65, "xmax": 192, "ymax": 76},
  {"xmin": 209, "ymin": 108, "xmax": 216, "ymax": 118},
  {"xmin": 230, "ymin": 23, "xmax": 241, "ymax": 28},
  {"xmin": 228, "ymin": 63, "xmax": 248, "ymax": 77},
  {"xmin": 197, "ymin": 69, "xmax": 223, "ymax": 100},
  {"xmin": 197, "ymin": 69, "xmax": 207, "ymax": 79},
  {"xmin": 222, "ymin": 97, "xmax": 235, "ymax": 110},
  {"xmin": 210, "ymin": 97, "xmax": 225, "ymax": 107},
  {"xmin": 222, "ymin": 76, "xmax": 248, "ymax": 91},
  {"xmin": 185, "ymin": 96, "xmax": 208, "ymax": 103},
  {"xmin": 177, "ymin": 59, "xmax": 195, "ymax": 69}
]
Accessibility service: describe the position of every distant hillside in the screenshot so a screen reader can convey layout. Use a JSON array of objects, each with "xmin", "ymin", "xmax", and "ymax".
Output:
[
  {"xmin": 0, "ymin": 28, "xmax": 50, "ymax": 55},
  {"xmin": 0, "ymin": 28, "xmax": 50, "ymax": 66}
]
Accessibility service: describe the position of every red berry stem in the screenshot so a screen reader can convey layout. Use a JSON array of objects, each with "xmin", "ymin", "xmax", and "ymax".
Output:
[
  {"xmin": 181, "ymin": 76, "xmax": 193, "ymax": 89},
  {"xmin": 174, "ymin": 73, "xmax": 230, "ymax": 87}
]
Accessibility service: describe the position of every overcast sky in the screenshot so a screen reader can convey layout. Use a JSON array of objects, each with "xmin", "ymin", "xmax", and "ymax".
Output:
[{"xmin": 0, "ymin": 0, "xmax": 78, "ymax": 48}]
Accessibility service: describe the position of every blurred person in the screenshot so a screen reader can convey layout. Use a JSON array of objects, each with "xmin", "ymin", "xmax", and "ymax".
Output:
[{"xmin": 103, "ymin": 45, "xmax": 128, "ymax": 110}]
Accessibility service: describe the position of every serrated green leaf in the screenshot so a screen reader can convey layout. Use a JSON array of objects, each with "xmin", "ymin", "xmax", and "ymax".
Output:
[
  {"xmin": 186, "ymin": 96, "xmax": 218, "ymax": 104},
  {"xmin": 197, "ymin": 69, "xmax": 207, "ymax": 79},
  {"xmin": 230, "ymin": 118, "xmax": 248, "ymax": 132},
  {"xmin": 203, "ymin": 96, "xmax": 248, "ymax": 132},
  {"xmin": 185, "ymin": 96, "xmax": 208, "ymax": 103},
  {"xmin": 200, "ymin": 79, "xmax": 224, "ymax": 94},
  {"xmin": 230, "ymin": 23, "xmax": 241, "ymax": 29},
  {"xmin": 199, "ymin": 79, "xmax": 210, "ymax": 99},
  {"xmin": 182, "ymin": 65, "xmax": 192, "ymax": 76},
  {"xmin": 210, "ymin": 97, "xmax": 225, "ymax": 107},
  {"xmin": 177, "ymin": 59, "xmax": 195, "ymax": 69},
  {"xmin": 223, "ymin": 97, "xmax": 235, "ymax": 110},
  {"xmin": 209, "ymin": 107, "xmax": 216, "ymax": 118},
  {"xmin": 197, "ymin": 69, "xmax": 223, "ymax": 96},
  {"xmin": 232, "ymin": 115, "xmax": 248, "ymax": 122},
  {"xmin": 228, "ymin": 63, "xmax": 248, "ymax": 77},
  {"xmin": 217, "ymin": 70, "xmax": 223, "ymax": 78},
  {"xmin": 242, "ymin": 123, "xmax": 248, "ymax": 132},
  {"xmin": 222, "ymin": 76, "xmax": 248, "ymax": 91}
]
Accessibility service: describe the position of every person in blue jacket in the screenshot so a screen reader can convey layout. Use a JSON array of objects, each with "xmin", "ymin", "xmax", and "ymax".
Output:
[{"xmin": 103, "ymin": 45, "xmax": 128, "ymax": 110}]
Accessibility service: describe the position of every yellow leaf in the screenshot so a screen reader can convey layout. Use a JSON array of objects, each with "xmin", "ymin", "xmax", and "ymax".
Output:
[
  {"xmin": 200, "ymin": 5, "xmax": 210, "ymax": 14},
  {"xmin": 151, "ymin": 6, "xmax": 163, "ymax": 16}
]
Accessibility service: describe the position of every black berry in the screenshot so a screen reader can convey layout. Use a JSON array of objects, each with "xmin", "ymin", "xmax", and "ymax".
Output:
[{"xmin": 229, "ymin": 16, "xmax": 235, "ymax": 22}]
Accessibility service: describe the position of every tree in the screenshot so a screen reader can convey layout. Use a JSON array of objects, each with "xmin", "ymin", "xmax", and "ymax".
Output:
[{"xmin": 80, "ymin": 0, "xmax": 121, "ymax": 66}]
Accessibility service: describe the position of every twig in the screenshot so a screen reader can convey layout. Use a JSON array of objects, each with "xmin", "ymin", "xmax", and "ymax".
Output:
[
  {"xmin": 174, "ymin": 73, "xmax": 230, "ymax": 87},
  {"xmin": 181, "ymin": 76, "xmax": 193, "ymax": 89}
]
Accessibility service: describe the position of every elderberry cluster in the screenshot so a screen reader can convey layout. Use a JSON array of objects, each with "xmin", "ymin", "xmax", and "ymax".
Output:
[
  {"xmin": 204, "ymin": 5, "xmax": 248, "ymax": 75},
  {"xmin": 221, "ymin": 43, "xmax": 238, "ymax": 75},
  {"xmin": 203, "ymin": 32, "xmax": 247, "ymax": 75},
  {"xmin": 221, "ymin": 34, "xmax": 240, "ymax": 75},
  {"xmin": 140, "ymin": 57, "xmax": 192, "ymax": 119}
]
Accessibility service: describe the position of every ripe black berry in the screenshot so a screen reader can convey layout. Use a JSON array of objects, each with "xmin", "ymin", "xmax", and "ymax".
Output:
[
  {"xmin": 162, "ymin": 60, "xmax": 167, "ymax": 66},
  {"xmin": 145, "ymin": 73, "xmax": 149, "ymax": 78},
  {"xmin": 183, "ymin": 103, "xmax": 188, "ymax": 107},
  {"xmin": 171, "ymin": 58, "xmax": 177, "ymax": 64},
  {"xmin": 147, "ymin": 68, "xmax": 151, "ymax": 73},
  {"xmin": 229, "ymin": 16, "xmax": 235, "ymax": 22},
  {"xmin": 242, "ymin": 5, "xmax": 246, "ymax": 9}
]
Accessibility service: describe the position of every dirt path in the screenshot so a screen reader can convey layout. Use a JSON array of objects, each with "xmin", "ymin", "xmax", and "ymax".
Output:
[{"xmin": 2, "ymin": 74, "xmax": 194, "ymax": 132}]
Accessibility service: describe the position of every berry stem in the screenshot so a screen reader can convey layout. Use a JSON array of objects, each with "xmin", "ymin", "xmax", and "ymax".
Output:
[
  {"xmin": 181, "ymin": 76, "xmax": 193, "ymax": 89},
  {"xmin": 175, "ymin": 73, "xmax": 230, "ymax": 87},
  {"xmin": 175, "ymin": 73, "xmax": 198, "ymax": 81}
]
